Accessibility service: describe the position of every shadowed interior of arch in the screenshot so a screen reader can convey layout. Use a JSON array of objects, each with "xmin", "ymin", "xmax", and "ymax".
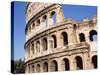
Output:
[
  {"xmin": 75, "ymin": 56, "xmax": 83, "ymax": 70},
  {"xmin": 89, "ymin": 30, "xmax": 97, "ymax": 41}
]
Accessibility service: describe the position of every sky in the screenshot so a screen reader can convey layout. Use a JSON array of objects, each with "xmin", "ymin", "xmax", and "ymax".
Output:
[
  {"xmin": 13, "ymin": 2, "xmax": 97, "ymax": 60},
  {"xmin": 13, "ymin": 2, "xmax": 26, "ymax": 60}
]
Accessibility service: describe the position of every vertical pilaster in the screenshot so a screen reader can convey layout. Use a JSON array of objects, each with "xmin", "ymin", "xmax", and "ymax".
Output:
[
  {"xmin": 83, "ymin": 52, "xmax": 91, "ymax": 69},
  {"xmin": 34, "ymin": 65, "xmax": 36, "ymax": 73},
  {"xmin": 30, "ymin": 44, "xmax": 32, "ymax": 58},
  {"xmin": 57, "ymin": 58, "xmax": 62, "ymax": 71},
  {"xmin": 47, "ymin": 12, "xmax": 53, "ymax": 27},
  {"xmin": 27, "ymin": 64, "xmax": 30, "ymax": 73},
  {"xmin": 70, "ymin": 56, "xmax": 76, "ymax": 70},
  {"xmin": 30, "ymin": 64, "xmax": 32, "ymax": 73},
  {"xmin": 40, "ymin": 38, "xmax": 43, "ymax": 53},
  {"xmin": 47, "ymin": 36, "xmax": 51, "ymax": 52},
  {"xmin": 40, "ymin": 63, "xmax": 43, "ymax": 72},
  {"xmin": 56, "ymin": 5, "xmax": 64, "ymax": 23},
  {"xmin": 57, "ymin": 31, "xmax": 62, "ymax": 48},
  {"xmin": 67, "ymin": 25, "xmax": 78, "ymax": 45},
  {"xmin": 27, "ymin": 45, "xmax": 30, "ymax": 59},
  {"xmin": 48, "ymin": 60, "xmax": 51, "ymax": 72},
  {"xmin": 34, "ymin": 41, "xmax": 36, "ymax": 55}
]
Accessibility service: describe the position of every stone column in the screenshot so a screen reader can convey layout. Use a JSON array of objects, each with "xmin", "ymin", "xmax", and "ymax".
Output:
[
  {"xmin": 30, "ymin": 64, "xmax": 33, "ymax": 73},
  {"xmin": 27, "ymin": 45, "xmax": 30, "ymax": 59},
  {"xmin": 57, "ymin": 58, "xmax": 62, "ymax": 71},
  {"xmin": 47, "ymin": 36, "xmax": 51, "ymax": 52},
  {"xmin": 41, "ymin": 20, "xmax": 45, "ymax": 28},
  {"xmin": 40, "ymin": 63, "xmax": 43, "ymax": 72},
  {"xmin": 83, "ymin": 52, "xmax": 91, "ymax": 69},
  {"xmin": 57, "ymin": 31, "xmax": 62, "ymax": 48},
  {"xmin": 27, "ymin": 64, "xmax": 30, "ymax": 73},
  {"xmin": 67, "ymin": 25, "xmax": 78, "ymax": 45},
  {"xmin": 70, "ymin": 56, "xmax": 76, "ymax": 70},
  {"xmin": 34, "ymin": 41, "xmax": 36, "ymax": 56},
  {"xmin": 30, "ymin": 44, "xmax": 32, "ymax": 58},
  {"xmin": 48, "ymin": 60, "xmax": 51, "ymax": 72},
  {"xmin": 40, "ymin": 38, "xmax": 43, "ymax": 53},
  {"xmin": 47, "ymin": 12, "xmax": 53, "ymax": 27},
  {"xmin": 40, "ymin": 18, "xmax": 45, "ymax": 30},
  {"xmin": 34, "ymin": 64, "xmax": 36, "ymax": 73},
  {"xmin": 56, "ymin": 5, "xmax": 64, "ymax": 23}
]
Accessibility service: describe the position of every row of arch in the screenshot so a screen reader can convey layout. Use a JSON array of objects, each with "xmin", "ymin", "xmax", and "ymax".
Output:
[
  {"xmin": 26, "ymin": 30, "xmax": 97, "ymax": 56},
  {"xmin": 79, "ymin": 30, "xmax": 97, "ymax": 42},
  {"xmin": 26, "ymin": 55, "xmax": 97, "ymax": 73},
  {"xmin": 26, "ymin": 11, "xmax": 56, "ymax": 35}
]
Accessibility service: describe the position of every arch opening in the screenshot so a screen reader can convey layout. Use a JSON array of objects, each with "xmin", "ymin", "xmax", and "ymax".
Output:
[
  {"xmin": 51, "ymin": 11, "xmax": 56, "ymax": 25},
  {"xmin": 61, "ymin": 32, "xmax": 68, "ymax": 46},
  {"xmin": 32, "ymin": 23, "xmax": 35, "ymax": 29},
  {"xmin": 43, "ymin": 15, "xmax": 48, "ymax": 27},
  {"xmin": 31, "ymin": 43, "xmax": 34, "ymax": 54},
  {"xmin": 63, "ymin": 58, "xmax": 70, "ymax": 71},
  {"xmin": 79, "ymin": 33, "xmax": 86, "ymax": 42},
  {"xmin": 36, "ymin": 64, "xmax": 41, "ymax": 72},
  {"xmin": 28, "ymin": 26, "xmax": 31, "ymax": 33},
  {"xmin": 37, "ymin": 19, "xmax": 40, "ymax": 26},
  {"xmin": 50, "ymin": 60, "xmax": 58, "ymax": 72},
  {"xmin": 36, "ymin": 41, "xmax": 40, "ymax": 52},
  {"xmin": 51, "ymin": 35, "xmax": 57, "ymax": 48},
  {"xmin": 75, "ymin": 56, "xmax": 83, "ymax": 70},
  {"xmin": 43, "ymin": 62, "xmax": 48, "ymax": 72},
  {"xmin": 89, "ymin": 30, "xmax": 97, "ymax": 41},
  {"xmin": 43, "ymin": 38, "xmax": 48, "ymax": 51},
  {"xmin": 32, "ymin": 65, "xmax": 35, "ymax": 73},
  {"xmin": 92, "ymin": 55, "xmax": 97, "ymax": 69},
  {"xmin": 73, "ymin": 24, "xmax": 77, "ymax": 29}
]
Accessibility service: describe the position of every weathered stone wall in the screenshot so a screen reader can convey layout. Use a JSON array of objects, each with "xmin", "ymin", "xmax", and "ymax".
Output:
[{"xmin": 25, "ymin": 2, "xmax": 97, "ymax": 73}]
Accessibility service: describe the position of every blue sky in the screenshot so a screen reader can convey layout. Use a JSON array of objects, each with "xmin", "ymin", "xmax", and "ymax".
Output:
[
  {"xmin": 13, "ymin": 2, "xmax": 97, "ymax": 60},
  {"xmin": 14, "ymin": 2, "xmax": 26, "ymax": 60},
  {"xmin": 61, "ymin": 4, "xmax": 97, "ymax": 22}
]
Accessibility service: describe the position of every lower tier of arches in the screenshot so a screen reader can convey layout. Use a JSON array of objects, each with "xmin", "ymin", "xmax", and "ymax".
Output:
[{"xmin": 25, "ymin": 51, "xmax": 97, "ymax": 73}]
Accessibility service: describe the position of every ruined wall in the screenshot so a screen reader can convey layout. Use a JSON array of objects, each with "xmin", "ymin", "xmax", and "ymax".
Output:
[{"xmin": 25, "ymin": 2, "xmax": 97, "ymax": 73}]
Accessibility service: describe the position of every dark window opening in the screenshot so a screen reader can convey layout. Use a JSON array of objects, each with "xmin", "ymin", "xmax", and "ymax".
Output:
[
  {"xmin": 92, "ymin": 55, "xmax": 97, "ymax": 69},
  {"xmin": 51, "ymin": 60, "xmax": 58, "ymax": 71},
  {"xmin": 63, "ymin": 58, "xmax": 70, "ymax": 71},
  {"xmin": 32, "ymin": 43, "xmax": 34, "ymax": 54},
  {"xmin": 74, "ymin": 24, "xmax": 77, "ymax": 29},
  {"xmin": 32, "ymin": 65, "xmax": 35, "ymax": 73},
  {"xmin": 79, "ymin": 33, "xmax": 86, "ymax": 42},
  {"xmin": 51, "ymin": 11, "xmax": 56, "ymax": 25},
  {"xmin": 32, "ymin": 23, "xmax": 35, "ymax": 29},
  {"xmin": 36, "ymin": 64, "xmax": 40, "ymax": 72},
  {"xmin": 89, "ymin": 30, "xmax": 97, "ymax": 41},
  {"xmin": 43, "ymin": 38, "xmax": 48, "ymax": 51},
  {"xmin": 43, "ymin": 15, "xmax": 48, "ymax": 27},
  {"xmin": 37, "ymin": 19, "xmax": 40, "ymax": 26},
  {"xmin": 51, "ymin": 35, "xmax": 57, "ymax": 48},
  {"xmin": 75, "ymin": 56, "xmax": 83, "ymax": 70},
  {"xmin": 61, "ymin": 32, "xmax": 68, "ymax": 46},
  {"xmin": 43, "ymin": 62, "xmax": 48, "ymax": 72}
]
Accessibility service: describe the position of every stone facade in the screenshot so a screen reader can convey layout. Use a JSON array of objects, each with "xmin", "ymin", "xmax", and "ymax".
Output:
[{"xmin": 24, "ymin": 2, "xmax": 97, "ymax": 73}]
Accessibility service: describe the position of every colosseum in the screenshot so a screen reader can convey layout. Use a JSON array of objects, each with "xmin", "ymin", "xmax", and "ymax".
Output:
[{"xmin": 24, "ymin": 2, "xmax": 97, "ymax": 73}]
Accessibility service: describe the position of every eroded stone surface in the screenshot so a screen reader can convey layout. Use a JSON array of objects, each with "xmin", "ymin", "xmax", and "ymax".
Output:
[{"xmin": 24, "ymin": 2, "xmax": 97, "ymax": 73}]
